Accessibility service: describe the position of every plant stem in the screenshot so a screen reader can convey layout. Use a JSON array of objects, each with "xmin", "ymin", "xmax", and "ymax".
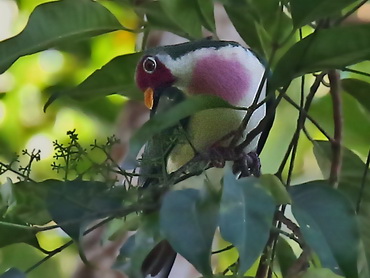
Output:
[{"xmin": 328, "ymin": 70, "xmax": 342, "ymax": 188}]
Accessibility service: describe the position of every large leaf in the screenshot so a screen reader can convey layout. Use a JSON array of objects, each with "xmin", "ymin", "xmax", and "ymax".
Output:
[
  {"xmin": 46, "ymin": 180, "xmax": 122, "ymax": 241},
  {"xmin": 160, "ymin": 0, "xmax": 203, "ymax": 39},
  {"xmin": 0, "ymin": 268, "xmax": 26, "ymax": 278},
  {"xmin": 128, "ymin": 94, "xmax": 234, "ymax": 164},
  {"xmin": 342, "ymin": 78, "xmax": 370, "ymax": 113},
  {"xmin": 271, "ymin": 24, "xmax": 370, "ymax": 89},
  {"xmin": 314, "ymin": 140, "xmax": 370, "ymax": 275},
  {"xmin": 219, "ymin": 168, "xmax": 276, "ymax": 274},
  {"xmin": 5, "ymin": 180, "xmax": 52, "ymax": 225},
  {"xmin": 275, "ymin": 236, "xmax": 297, "ymax": 278},
  {"xmin": 259, "ymin": 174, "xmax": 291, "ymax": 204},
  {"xmin": 137, "ymin": 2, "xmax": 189, "ymax": 38},
  {"xmin": 309, "ymin": 93, "xmax": 370, "ymax": 156},
  {"xmin": 0, "ymin": 0, "xmax": 125, "ymax": 74},
  {"xmin": 114, "ymin": 214, "xmax": 163, "ymax": 277},
  {"xmin": 223, "ymin": 0, "xmax": 291, "ymax": 58},
  {"xmin": 223, "ymin": 0, "xmax": 264, "ymax": 57},
  {"xmin": 290, "ymin": 181, "xmax": 360, "ymax": 278},
  {"xmin": 300, "ymin": 268, "xmax": 344, "ymax": 278},
  {"xmin": 44, "ymin": 53, "xmax": 142, "ymax": 110},
  {"xmin": 290, "ymin": 0, "xmax": 357, "ymax": 28},
  {"xmin": 196, "ymin": 0, "xmax": 216, "ymax": 32},
  {"xmin": 0, "ymin": 218, "xmax": 41, "ymax": 250},
  {"xmin": 160, "ymin": 188, "xmax": 219, "ymax": 276}
]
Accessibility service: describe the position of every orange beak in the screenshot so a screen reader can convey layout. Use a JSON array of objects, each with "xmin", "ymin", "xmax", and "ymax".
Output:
[{"xmin": 144, "ymin": 87, "xmax": 154, "ymax": 109}]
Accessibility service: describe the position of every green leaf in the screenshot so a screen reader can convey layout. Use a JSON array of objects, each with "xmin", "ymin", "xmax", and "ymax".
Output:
[
  {"xmin": 160, "ymin": 0, "xmax": 203, "ymax": 39},
  {"xmin": 138, "ymin": 2, "xmax": 189, "ymax": 38},
  {"xmin": 115, "ymin": 214, "xmax": 163, "ymax": 277},
  {"xmin": 290, "ymin": 181, "xmax": 360, "ymax": 278},
  {"xmin": 0, "ymin": 268, "xmax": 26, "ymax": 278},
  {"xmin": 259, "ymin": 174, "xmax": 291, "ymax": 204},
  {"xmin": 300, "ymin": 268, "xmax": 344, "ymax": 278},
  {"xmin": 7, "ymin": 180, "xmax": 52, "ymax": 225},
  {"xmin": 309, "ymin": 93, "xmax": 370, "ymax": 156},
  {"xmin": 271, "ymin": 24, "xmax": 370, "ymax": 89},
  {"xmin": 223, "ymin": 0, "xmax": 290, "ymax": 58},
  {"xmin": 223, "ymin": 0, "xmax": 264, "ymax": 57},
  {"xmin": 0, "ymin": 218, "xmax": 41, "ymax": 250},
  {"xmin": 196, "ymin": 0, "xmax": 216, "ymax": 32},
  {"xmin": 219, "ymin": 168, "xmax": 276, "ymax": 274},
  {"xmin": 313, "ymin": 140, "xmax": 370, "ymax": 275},
  {"xmin": 276, "ymin": 236, "xmax": 297, "ymax": 278},
  {"xmin": 46, "ymin": 180, "xmax": 122, "ymax": 241},
  {"xmin": 0, "ymin": 0, "xmax": 124, "ymax": 74},
  {"xmin": 290, "ymin": 0, "xmax": 357, "ymax": 28},
  {"xmin": 342, "ymin": 78, "xmax": 370, "ymax": 113},
  {"xmin": 44, "ymin": 53, "xmax": 142, "ymax": 110},
  {"xmin": 160, "ymin": 188, "xmax": 219, "ymax": 276},
  {"xmin": 128, "ymin": 94, "xmax": 234, "ymax": 165}
]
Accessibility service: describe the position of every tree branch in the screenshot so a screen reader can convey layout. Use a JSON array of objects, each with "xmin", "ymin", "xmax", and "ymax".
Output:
[{"xmin": 328, "ymin": 70, "xmax": 342, "ymax": 188}]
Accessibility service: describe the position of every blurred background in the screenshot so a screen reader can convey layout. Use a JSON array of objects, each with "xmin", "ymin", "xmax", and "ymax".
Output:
[{"xmin": 0, "ymin": 1, "xmax": 369, "ymax": 277}]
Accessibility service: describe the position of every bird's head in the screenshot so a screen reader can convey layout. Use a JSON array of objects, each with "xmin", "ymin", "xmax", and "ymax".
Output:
[
  {"xmin": 136, "ymin": 54, "xmax": 176, "ymax": 109},
  {"xmin": 135, "ymin": 40, "xmax": 265, "ymax": 110}
]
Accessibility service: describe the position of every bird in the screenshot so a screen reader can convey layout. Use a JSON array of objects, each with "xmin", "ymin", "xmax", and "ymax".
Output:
[{"xmin": 134, "ymin": 39, "xmax": 273, "ymax": 277}]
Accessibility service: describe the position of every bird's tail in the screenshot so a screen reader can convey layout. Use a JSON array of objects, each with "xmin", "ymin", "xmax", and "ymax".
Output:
[{"xmin": 141, "ymin": 240, "xmax": 177, "ymax": 278}]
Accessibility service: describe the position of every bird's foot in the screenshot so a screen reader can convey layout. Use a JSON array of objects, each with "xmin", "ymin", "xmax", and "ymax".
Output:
[
  {"xmin": 204, "ymin": 145, "xmax": 240, "ymax": 168},
  {"xmin": 232, "ymin": 151, "xmax": 261, "ymax": 177},
  {"xmin": 205, "ymin": 146, "xmax": 261, "ymax": 177}
]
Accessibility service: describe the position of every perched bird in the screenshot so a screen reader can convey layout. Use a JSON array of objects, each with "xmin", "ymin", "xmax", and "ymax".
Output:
[{"xmin": 135, "ymin": 39, "xmax": 272, "ymax": 277}]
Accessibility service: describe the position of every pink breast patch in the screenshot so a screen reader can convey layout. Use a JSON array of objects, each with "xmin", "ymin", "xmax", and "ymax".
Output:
[{"xmin": 189, "ymin": 54, "xmax": 250, "ymax": 105}]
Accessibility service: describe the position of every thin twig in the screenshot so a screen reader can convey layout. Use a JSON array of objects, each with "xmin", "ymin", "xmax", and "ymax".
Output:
[
  {"xmin": 342, "ymin": 67, "xmax": 370, "ymax": 78},
  {"xmin": 282, "ymin": 94, "xmax": 333, "ymax": 141},
  {"xmin": 212, "ymin": 244, "xmax": 234, "ymax": 254},
  {"xmin": 277, "ymin": 72, "xmax": 326, "ymax": 177},
  {"xmin": 356, "ymin": 149, "xmax": 370, "ymax": 213},
  {"xmin": 328, "ymin": 70, "xmax": 342, "ymax": 188}
]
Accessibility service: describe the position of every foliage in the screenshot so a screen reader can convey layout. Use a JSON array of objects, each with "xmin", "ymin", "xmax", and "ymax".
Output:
[{"xmin": 0, "ymin": 0, "xmax": 370, "ymax": 278}]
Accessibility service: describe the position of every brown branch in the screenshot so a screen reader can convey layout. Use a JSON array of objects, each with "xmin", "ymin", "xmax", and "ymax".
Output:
[{"xmin": 328, "ymin": 70, "xmax": 342, "ymax": 188}]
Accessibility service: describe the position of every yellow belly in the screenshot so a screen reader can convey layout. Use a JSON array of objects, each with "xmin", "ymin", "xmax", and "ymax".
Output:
[{"xmin": 167, "ymin": 108, "xmax": 245, "ymax": 173}]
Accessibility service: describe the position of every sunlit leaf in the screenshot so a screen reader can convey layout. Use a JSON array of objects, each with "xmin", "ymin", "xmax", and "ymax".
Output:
[
  {"xmin": 276, "ymin": 236, "xmax": 297, "ymax": 278},
  {"xmin": 290, "ymin": 0, "xmax": 357, "ymax": 28},
  {"xmin": 0, "ymin": 0, "xmax": 125, "ymax": 74},
  {"xmin": 160, "ymin": 188, "xmax": 219, "ymax": 276},
  {"xmin": 259, "ymin": 174, "xmax": 291, "ymax": 204},
  {"xmin": 290, "ymin": 181, "xmax": 360, "ymax": 278},
  {"xmin": 271, "ymin": 24, "xmax": 370, "ymax": 89},
  {"xmin": 310, "ymin": 93, "xmax": 370, "ymax": 156},
  {"xmin": 0, "ymin": 268, "xmax": 26, "ymax": 278},
  {"xmin": 219, "ymin": 168, "xmax": 276, "ymax": 274},
  {"xmin": 342, "ymin": 78, "xmax": 370, "ymax": 113},
  {"xmin": 44, "ymin": 53, "xmax": 142, "ymax": 110},
  {"xmin": 314, "ymin": 140, "xmax": 370, "ymax": 276},
  {"xmin": 160, "ymin": 0, "xmax": 203, "ymax": 38}
]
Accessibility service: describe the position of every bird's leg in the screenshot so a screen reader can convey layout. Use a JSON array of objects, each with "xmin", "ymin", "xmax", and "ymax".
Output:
[
  {"xmin": 206, "ymin": 145, "xmax": 261, "ymax": 177},
  {"xmin": 233, "ymin": 151, "xmax": 261, "ymax": 177}
]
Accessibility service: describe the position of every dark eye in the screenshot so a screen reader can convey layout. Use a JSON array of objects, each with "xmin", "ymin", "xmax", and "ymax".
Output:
[{"xmin": 143, "ymin": 56, "xmax": 157, "ymax": 74}]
